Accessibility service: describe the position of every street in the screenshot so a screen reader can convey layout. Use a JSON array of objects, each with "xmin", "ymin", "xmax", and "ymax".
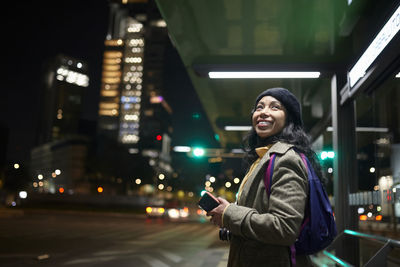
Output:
[{"xmin": 0, "ymin": 209, "xmax": 229, "ymax": 267}]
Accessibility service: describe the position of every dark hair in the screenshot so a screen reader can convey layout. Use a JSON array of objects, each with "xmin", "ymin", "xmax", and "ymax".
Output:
[{"xmin": 242, "ymin": 102, "xmax": 326, "ymax": 185}]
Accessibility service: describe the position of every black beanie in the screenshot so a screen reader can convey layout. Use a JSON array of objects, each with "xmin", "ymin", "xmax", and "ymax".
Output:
[{"xmin": 253, "ymin": 87, "xmax": 303, "ymax": 127}]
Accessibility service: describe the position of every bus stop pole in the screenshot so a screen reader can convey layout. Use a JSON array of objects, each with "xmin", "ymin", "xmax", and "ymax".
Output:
[{"xmin": 331, "ymin": 73, "xmax": 359, "ymax": 265}]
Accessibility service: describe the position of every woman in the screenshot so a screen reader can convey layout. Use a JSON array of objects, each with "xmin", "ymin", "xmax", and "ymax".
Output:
[{"xmin": 208, "ymin": 87, "xmax": 324, "ymax": 267}]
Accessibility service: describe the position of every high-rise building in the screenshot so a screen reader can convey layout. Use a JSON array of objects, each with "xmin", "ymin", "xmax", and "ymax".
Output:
[
  {"xmin": 98, "ymin": 0, "xmax": 173, "ymax": 182},
  {"xmin": 98, "ymin": 3, "xmax": 145, "ymax": 151},
  {"xmin": 39, "ymin": 54, "xmax": 89, "ymax": 143},
  {"xmin": 30, "ymin": 54, "xmax": 90, "ymax": 194}
]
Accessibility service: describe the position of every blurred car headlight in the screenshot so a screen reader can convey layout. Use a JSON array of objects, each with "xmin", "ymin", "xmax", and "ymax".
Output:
[
  {"xmin": 197, "ymin": 209, "xmax": 207, "ymax": 216},
  {"xmin": 146, "ymin": 206, "xmax": 165, "ymax": 217},
  {"xmin": 179, "ymin": 207, "xmax": 189, "ymax": 218},
  {"xmin": 167, "ymin": 208, "xmax": 180, "ymax": 219}
]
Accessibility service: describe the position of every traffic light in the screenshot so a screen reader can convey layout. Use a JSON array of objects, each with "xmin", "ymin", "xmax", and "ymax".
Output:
[
  {"xmin": 192, "ymin": 147, "xmax": 205, "ymax": 157},
  {"xmin": 156, "ymin": 134, "xmax": 162, "ymax": 141},
  {"xmin": 320, "ymin": 151, "xmax": 335, "ymax": 160}
]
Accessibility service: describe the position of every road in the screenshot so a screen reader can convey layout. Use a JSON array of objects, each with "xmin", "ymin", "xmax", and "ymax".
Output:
[{"xmin": 0, "ymin": 209, "xmax": 229, "ymax": 267}]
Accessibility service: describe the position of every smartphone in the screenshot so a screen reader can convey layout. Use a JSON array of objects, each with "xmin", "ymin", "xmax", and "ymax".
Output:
[{"xmin": 198, "ymin": 192, "xmax": 220, "ymax": 212}]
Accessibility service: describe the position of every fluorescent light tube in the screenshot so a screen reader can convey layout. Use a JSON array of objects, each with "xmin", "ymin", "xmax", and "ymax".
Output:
[
  {"xmin": 349, "ymin": 5, "xmax": 400, "ymax": 87},
  {"xmin": 208, "ymin": 72, "xmax": 320, "ymax": 79},
  {"xmin": 224, "ymin": 126, "xmax": 252, "ymax": 131},
  {"xmin": 173, "ymin": 146, "xmax": 191, "ymax": 152},
  {"xmin": 326, "ymin": 127, "xmax": 389, "ymax": 133}
]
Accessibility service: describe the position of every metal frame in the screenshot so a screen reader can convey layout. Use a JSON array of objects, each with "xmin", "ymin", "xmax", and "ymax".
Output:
[{"xmin": 321, "ymin": 229, "xmax": 400, "ymax": 267}]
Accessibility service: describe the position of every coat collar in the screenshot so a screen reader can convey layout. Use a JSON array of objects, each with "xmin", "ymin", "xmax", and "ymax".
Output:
[
  {"xmin": 267, "ymin": 141, "xmax": 294, "ymax": 157},
  {"xmin": 238, "ymin": 142, "xmax": 294, "ymax": 204},
  {"xmin": 251, "ymin": 142, "xmax": 294, "ymax": 180}
]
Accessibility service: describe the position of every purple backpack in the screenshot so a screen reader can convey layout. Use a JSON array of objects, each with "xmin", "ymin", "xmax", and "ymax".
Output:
[{"xmin": 265, "ymin": 152, "xmax": 337, "ymax": 261}]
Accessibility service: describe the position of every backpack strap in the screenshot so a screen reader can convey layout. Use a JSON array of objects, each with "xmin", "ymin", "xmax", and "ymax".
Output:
[
  {"xmin": 264, "ymin": 152, "xmax": 308, "ymax": 196},
  {"xmin": 264, "ymin": 151, "xmax": 309, "ymax": 267},
  {"xmin": 264, "ymin": 153, "xmax": 276, "ymax": 197}
]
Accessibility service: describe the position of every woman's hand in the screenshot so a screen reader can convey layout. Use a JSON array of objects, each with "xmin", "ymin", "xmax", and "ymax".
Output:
[{"xmin": 207, "ymin": 197, "xmax": 230, "ymax": 227}]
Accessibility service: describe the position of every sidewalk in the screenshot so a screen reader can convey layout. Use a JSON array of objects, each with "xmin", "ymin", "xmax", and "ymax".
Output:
[
  {"xmin": 179, "ymin": 240, "xmax": 229, "ymax": 267},
  {"xmin": 177, "ymin": 245, "xmax": 336, "ymax": 267}
]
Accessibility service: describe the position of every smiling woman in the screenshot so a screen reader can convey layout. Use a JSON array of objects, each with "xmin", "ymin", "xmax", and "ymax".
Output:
[{"xmin": 205, "ymin": 87, "xmax": 327, "ymax": 267}]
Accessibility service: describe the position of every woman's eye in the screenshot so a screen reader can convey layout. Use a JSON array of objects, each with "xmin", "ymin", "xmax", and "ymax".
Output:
[
  {"xmin": 256, "ymin": 105, "xmax": 263, "ymax": 110},
  {"xmin": 271, "ymin": 105, "xmax": 281, "ymax": 110}
]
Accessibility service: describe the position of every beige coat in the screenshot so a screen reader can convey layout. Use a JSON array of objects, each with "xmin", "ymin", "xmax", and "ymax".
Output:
[{"xmin": 223, "ymin": 142, "xmax": 313, "ymax": 267}]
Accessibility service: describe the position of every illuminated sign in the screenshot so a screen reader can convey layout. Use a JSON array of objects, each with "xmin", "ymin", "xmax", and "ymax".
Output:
[{"xmin": 349, "ymin": 4, "xmax": 400, "ymax": 88}]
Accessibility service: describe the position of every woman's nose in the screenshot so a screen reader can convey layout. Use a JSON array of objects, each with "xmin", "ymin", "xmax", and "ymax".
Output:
[{"xmin": 260, "ymin": 107, "xmax": 270, "ymax": 116}]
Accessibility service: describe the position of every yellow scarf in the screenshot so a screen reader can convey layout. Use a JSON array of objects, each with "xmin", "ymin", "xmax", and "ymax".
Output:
[{"xmin": 237, "ymin": 144, "xmax": 272, "ymax": 202}]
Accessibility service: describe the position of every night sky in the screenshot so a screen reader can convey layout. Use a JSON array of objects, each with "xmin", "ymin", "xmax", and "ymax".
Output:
[
  {"xmin": 3, "ymin": 1, "xmax": 109, "ymax": 161},
  {"xmin": 2, "ymin": 1, "xmax": 218, "ymax": 168}
]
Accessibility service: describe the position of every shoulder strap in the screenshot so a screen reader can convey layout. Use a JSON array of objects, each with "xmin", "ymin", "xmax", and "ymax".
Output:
[
  {"xmin": 264, "ymin": 152, "xmax": 308, "ymax": 197},
  {"xmin": 264, "ymin": 151, "xmax": 309, "ymax": 267},
  {"xmin": 264, "ymin": 153, "xmax": 276, "ymax": 197}
]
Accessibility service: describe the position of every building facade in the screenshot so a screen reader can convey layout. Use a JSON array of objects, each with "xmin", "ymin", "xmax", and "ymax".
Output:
[
  {"xmin": 97, "ymin": 0, "xmax": 173, "ymax": 194},
  {"xmin": 30, "ymin": 54, "xmax": 90, "ymax": 194}
]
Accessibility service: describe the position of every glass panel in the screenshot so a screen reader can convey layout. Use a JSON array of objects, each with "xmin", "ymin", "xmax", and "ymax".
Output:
[{"xmin": 355, "ymin": 72, "xmax": 400, "ymax": 240}]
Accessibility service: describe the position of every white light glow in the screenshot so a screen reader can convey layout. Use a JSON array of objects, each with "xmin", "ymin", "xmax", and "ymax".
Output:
[
  {"xmin": 173, "ymin": 146, "xmax": 191, "ymax": 152},
  {"xmin": 349, "ymin": 5, "xmax": 400, "ymax": 87},
  {"xmin": 208, "ymin": 72, "xmax": 320, "ymax": 79},
  {"xmin": 168, "ymin": 208, "xmax": 180, "ymax": 219},
  {"xmin": 129, "ymin": 148, "xmax": 139, "ymax": 154},
  {"xmin": 224, "ymin": 126, "xmax": 252, "ymax": 131},
  {"xmin": 19, "ymin": 191, "xmax": 27, "ymax": 199},
  {"xmin": 396, "ymin": 72, "xmax": 400, "ymax": 78},
  {"xmin": 179, "ymin": 208, "xmax": 189, "ymax": 218},
  {"xmin": 56, "ymin": 67, "xmax": 89, "ymax": 87},
  {"xmin": 326, "ymin": 126, "xmax": 389, "ymax": 133},
  {"xmin": 231, "ymin": 148, "xmax": 245, "ymax": 153}
]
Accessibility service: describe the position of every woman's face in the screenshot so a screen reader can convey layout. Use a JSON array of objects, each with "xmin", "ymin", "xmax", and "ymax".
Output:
[{"xmin": 252, "ymin": 95, "xmax": 287, "ymax": 139}]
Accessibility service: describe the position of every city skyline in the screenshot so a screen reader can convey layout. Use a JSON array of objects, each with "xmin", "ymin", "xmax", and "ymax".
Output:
[{"xmin": 3, "ymin": 1, "xmax": 218, "ymax": 163}]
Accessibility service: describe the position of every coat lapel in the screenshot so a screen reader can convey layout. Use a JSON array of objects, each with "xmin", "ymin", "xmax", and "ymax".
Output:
[
  {"xmin": 239, "ymin": 152, "xmax": 271, "ymax": 205},
  {"xmin": 238, "ymin": 142, "xmax": 294, "ymax": 205}
]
